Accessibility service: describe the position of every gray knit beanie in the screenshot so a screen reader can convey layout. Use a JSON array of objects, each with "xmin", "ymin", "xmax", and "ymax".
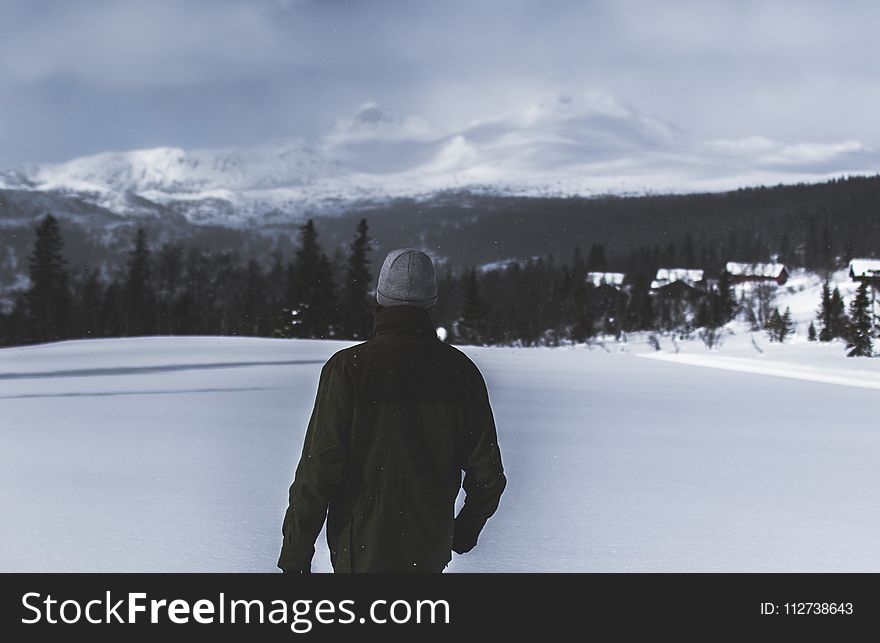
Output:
[{"xmin": 376, "ymin": 248, "xmax": 438, "ymax": 309}]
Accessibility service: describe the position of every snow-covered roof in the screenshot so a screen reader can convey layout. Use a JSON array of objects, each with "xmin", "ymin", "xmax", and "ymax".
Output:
[
  {"xmin": 478, "ymin": 259, "xmax": 514, "ymax": 273},
  {"xmin": 653, "ymin": 268, "xmax": 704, "ymax": 285},
  {"xmin": 849, "ymin": 258, "xmax": 880, "ymax": 278},
  {"xmin": 725, "ymin": 262, "xmax": 786, "ymax": 278},
  {"xmin": 587, "ymin": 271, "xmax": 625, "ymax": 287}
]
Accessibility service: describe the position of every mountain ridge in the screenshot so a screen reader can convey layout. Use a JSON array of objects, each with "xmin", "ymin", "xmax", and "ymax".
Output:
[{"xmin": 3, "ymin": 93, "xmax": 878, "ymax": 226}]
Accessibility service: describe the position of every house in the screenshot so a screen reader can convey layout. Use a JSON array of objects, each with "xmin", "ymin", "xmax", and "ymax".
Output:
[
  {"xmin": 650, "ymin": 268, "xmax": 706, "ymax": 300},
  {"xmin": 650, "ymin": 268, "xmax": 704, "ymax": 290},
  {"xmin": 725, "ymin": 262, "xmax": 789, "ymax": 285},
  {"xmin": 587, "ymin": 272, "xmax": 627, "ymax": 315},
  {"xmin": 849, "ymin": 258, "xmax": 880, "ymax": 284},
  {"xmin": 724, "ymin": 262, "xmax": 788, "ymax": 285},
  {"xmin": 586, "ymin": 272, "xmax": 625, "ymax": 288}
]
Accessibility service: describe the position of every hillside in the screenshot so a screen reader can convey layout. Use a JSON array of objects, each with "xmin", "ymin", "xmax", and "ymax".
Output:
[{"xmin": 3, "ymin": 175, "xmax": 880, "ymax": 305}]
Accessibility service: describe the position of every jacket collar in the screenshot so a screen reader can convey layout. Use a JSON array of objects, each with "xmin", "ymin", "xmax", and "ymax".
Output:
[{"xmin": 373, "ymin": 305, "xmax": 436, "ymax": 340}]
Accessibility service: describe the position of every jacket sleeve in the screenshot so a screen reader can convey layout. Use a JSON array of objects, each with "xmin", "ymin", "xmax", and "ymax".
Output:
[
  {"xmin": 278, "ymin": 355, "xmax": 352, "ymax": 571},
  {"xmin": 453, "ymin": 367, "xmax": 507, "ymax": 554}
]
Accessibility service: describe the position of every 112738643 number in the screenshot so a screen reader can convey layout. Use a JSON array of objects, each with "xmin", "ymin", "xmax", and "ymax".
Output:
[{"xmin": 783, "ymin": 603, "xmax": 853, "ymax": 615}]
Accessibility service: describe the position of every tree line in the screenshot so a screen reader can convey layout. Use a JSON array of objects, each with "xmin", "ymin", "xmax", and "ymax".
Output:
[
  {"xmin": 322, "ymin": 174, "xmax": 880, "ymax": 276},
  {"xmin": 0, "ymin": 213, "xmax": 875, "ymax": 358},
  {"xmin": 811, "ymin": 281, "xmax": 875, "ymax": 357},
  {"xmin": 0, "ymin": 215, "xmax": 377, "ymax": 346}
]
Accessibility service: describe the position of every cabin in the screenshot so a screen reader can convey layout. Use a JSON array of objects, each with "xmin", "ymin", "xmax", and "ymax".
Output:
[
  {"xmin": 651, "ymin": 268, "xmax": 704, "ymax": 289},
  {"xmin": 650, "ymin": 268, "xmax": 706, "ymax": 298},
  {"xmin": 587, "ymin": 272, "xmax": 627, "ymax": 314},
  {"xmin": 724, "ymin": 262, "xmax": 788, "ymax": 286},
  {"xmin": 849, "ymin": 258, "xmax": 880, "ymax": 284},
  {"xmin": 649, "ymin": 268, "xmax": 705, "ymax": 330},
  {"xmin": 586, "ymin": 272, "xmax": 625, "ymax": 288}
]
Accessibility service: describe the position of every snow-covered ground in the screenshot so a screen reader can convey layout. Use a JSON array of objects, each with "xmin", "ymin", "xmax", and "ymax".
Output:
[
  {"xmin": 1, "ymin": 333, "xmax": 878, "ymax": 572},
  {"xmin": 774, "ymin": 268, "xmax": 868, "ymax": 327}
]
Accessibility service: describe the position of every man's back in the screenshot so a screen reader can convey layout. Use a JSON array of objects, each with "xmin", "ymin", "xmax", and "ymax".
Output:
[{"xmin": 278, "ymin": 304, "xmax": 506, "ymax": 573}]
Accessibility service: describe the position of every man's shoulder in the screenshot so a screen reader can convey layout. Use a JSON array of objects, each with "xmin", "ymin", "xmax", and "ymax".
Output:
[
  {"xmin": 324, "ymin": 341, "xmax": 368, "ymax": 368},
  {"xmin": 327, "ymin": 337, "xmax": 479, "ymax": 369},
  {"xmin": 434, "ymin": 342, "xmax": 488, "ymax": 388},
  {"xmin": 438, "ymin": 341, "xmax": 479, "ymax": 365}
]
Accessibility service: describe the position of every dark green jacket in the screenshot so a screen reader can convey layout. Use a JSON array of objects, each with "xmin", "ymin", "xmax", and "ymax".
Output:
[{"xmin": 278, "ymin": 305, "xmax": 506, "ymax": 573}]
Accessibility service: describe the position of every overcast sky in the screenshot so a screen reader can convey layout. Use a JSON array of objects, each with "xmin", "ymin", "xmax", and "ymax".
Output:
[{"xmin": 1, "ymin": 0, "xmax": 879, "ymax": 175}]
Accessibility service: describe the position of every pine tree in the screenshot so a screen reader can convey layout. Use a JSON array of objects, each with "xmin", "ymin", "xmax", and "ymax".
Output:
[
  {"xmin": 820, "ymin": 222, "xmax": 834, "ymax": 272},
  {"xmin": 281, "ymin": 219, "xmax": 338, "ymax": 338},
  {"xmin": 765, "ymin": 308, "xmax": 780, "ymax": 341},
  {"xmin": 766, "ymin": 307, "xmax": 794, "ymax": 342},
  {"xmin": 765, "ymin": 308, "xmax": 782, "ymax": 342},
  {"xmin": 313, "ymin": 251, "xmax": 338, "ymax": 337},
  {"xmin": 26, "ymin": 214, "xmax": 70, "ymax": 343},
  {"xmin": 829, "ymin": 287, "xmax": 848, "ymax": 339},
  {"xmin": 780, "ymin": 307, "xmax": 794, "ymax": 342},
  {"xmin": 697, "ymin": 292, "xmax": 725, "ymax": 348},
  {"xmin": 265, "ymin": 252, "xmax": 286, "ymax": 310},
  {"xmin": 570, "ymin": 281, "xmax": 596, "ymax": 343},
  {"xmin": 817, "ymin": 282, "xmax": 834, "ymax": 341},
  {"xmin": 696, "ymin": 295, "xmax": 717, "ymax": 330},
  {"xmin": 778, "ymin": 231, "xmax": 792, "ymax": 266},
  {"xmin": 457, "ymin": 268, "xmax": 487, "ymax": 345},
  {"xmin": 586, "ymin": 243, "xmax": 607, "ymax": 272},
  {"xmin": 100, "ymin": 281, "xmax": 125, "ymax": 337},
  {"xmin": 662, "ymin": 241, "xmax": 677, "ymax": 266},
  {"xmin": 275, "ymin": 261, "xmax": 300, "ymax": 338},
  {"xmin": 76, "ymin": 267, "xmax": 104, "ymax": 338},
  {"xmin": 624, "ymin": 273, "xmax": 653, "ymax": 331},
  {"xmin": 125, "ymin": 228, "xmax": 154, "ymax": 336},
  {"xmin": 155, "ymin": 244, "xmax": 184, "ymax": 334},
  {"xmin": 340, "ymin": 218, "xmax": 373, "ymax": 339},
  {"xmin": 805, "ymin": 217, "xmax": 819, "ymax": 268},
  {"xmin": 846, "ymin": 282, "xmax": 874, "ymax": 357},
  {"xmin": 716, "ymin": 269, "xmax": 737, "ymax": 323},
  {"xmin": 571, "ymin": 245, "xmax": 585, "ymax": 279},
  {"xmin": 241, "ymin": 260, "xmax": 268, "ymax": 336},
  {"xmin": 178, "ymin": 248, "xmax": 211, "ymax": 334},
  {"xmin": 683, "ymin": 233, "xmax": 696, "ymax": 268}
]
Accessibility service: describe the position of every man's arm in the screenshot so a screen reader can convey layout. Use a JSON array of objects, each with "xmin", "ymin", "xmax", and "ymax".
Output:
[
  {"xmin": 278, "ymin": 355, "xmax": 352, "ymax": 572},
  {"xmin": 453, "ymin": 368, "xmax": 506, "ymax": 555}
]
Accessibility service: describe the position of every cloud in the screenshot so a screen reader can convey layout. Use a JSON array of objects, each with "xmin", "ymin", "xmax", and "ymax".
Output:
[
  {"xmin": 701, "ymin": 137, "xmax": 780, "ymax": 157},
  {"xmin": 701, "ymin": 136, "xmax": 873, "ymax": 174},
  {"xmin": 0, "ymin": 1, "xmax": 302, "ymax": 88},
  {"xmin": 321, "ymin": 93, "xmax": 879, "ymax": 193},
  {"xmin": 761, "ymin": 141, "xmax": 867, "ymax": 167},
  {"xmin": 7, "ymin": 90, "xmax": 877, "ymax": 206},
  {"xmin": 2, "ymin": 0, "xmax": 880, "ymax": 174},
  {"xmin": 324, "ymin": 103, "xmax": 433, "ymax": 144}
]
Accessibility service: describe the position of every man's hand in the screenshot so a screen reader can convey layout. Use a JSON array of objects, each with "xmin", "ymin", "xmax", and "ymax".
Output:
[{"xmin": 452, "ymin": 533, "xmax": 477, "ymax": 555}]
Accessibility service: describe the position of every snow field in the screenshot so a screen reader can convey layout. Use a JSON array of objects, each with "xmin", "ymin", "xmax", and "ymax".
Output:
[{"xmin": 1, "ymin": 334, "xmax": 878, "ymax": 572}]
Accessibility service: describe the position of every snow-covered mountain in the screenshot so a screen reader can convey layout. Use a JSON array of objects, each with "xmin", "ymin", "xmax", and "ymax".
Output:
[{"xmin": 2, "ymin": 92, "xmax": 878, "ymax": 227}]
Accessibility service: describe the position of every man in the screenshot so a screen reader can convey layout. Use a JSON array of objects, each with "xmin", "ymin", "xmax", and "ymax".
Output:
[{"xmin": 278, "ymin": 248, "xmax": 506, "ymax": 573}]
